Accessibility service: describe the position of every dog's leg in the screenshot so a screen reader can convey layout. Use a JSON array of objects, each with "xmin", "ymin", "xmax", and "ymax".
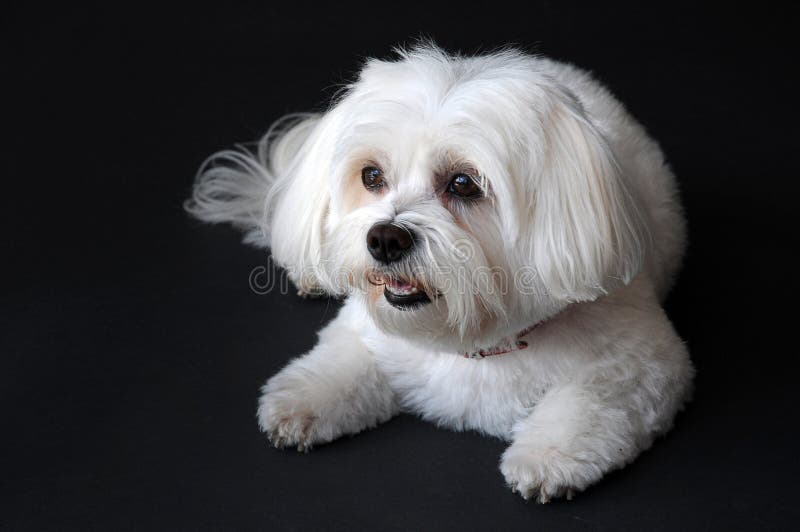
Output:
[
  {"xmin": 500, "ymin": 326, "xmax": 692, "ymax": 502},
  {"xmin": 257, "ymin": 304, "xmax": 398, "ymax": 451}
]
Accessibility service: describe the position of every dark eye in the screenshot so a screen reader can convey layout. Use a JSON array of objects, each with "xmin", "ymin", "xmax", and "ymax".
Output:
[
  {"xmin": 447, "ymin": 173, "xmax": 482, "ymax": 199},
  {"xmin": 361, "ymin": 166, "xmax": 385, "ymax": 191}
]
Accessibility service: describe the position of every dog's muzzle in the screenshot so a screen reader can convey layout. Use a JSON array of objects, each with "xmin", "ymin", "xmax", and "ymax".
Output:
[{"xmin": 367, "ymin": 223, "xmax": 432, "ymax": 309}]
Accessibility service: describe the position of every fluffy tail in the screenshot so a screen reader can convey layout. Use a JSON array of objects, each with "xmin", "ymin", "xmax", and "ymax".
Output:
[{"xmin": 185, "ymin": 113, "xmax": 319, "ymax": 247}]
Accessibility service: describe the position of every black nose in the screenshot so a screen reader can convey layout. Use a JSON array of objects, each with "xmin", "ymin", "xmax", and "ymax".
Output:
[{"xmin": 366, "ymin": 223, "xmax": 415, "ymax": 263}]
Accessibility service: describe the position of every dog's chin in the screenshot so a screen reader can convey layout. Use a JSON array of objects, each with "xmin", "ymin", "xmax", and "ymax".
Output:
[
  {"xmin": 365, "ymin": 273, "xmax": 453, "ymax": 343},
  {"xmin": 365, "ymin": 277, "xmax": 484, "ymax": 353}
]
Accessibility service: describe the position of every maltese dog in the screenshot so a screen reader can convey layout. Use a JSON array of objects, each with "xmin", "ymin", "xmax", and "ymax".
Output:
[{"xmin": 187, "ymin": 44, "xmax": 693, "ymax": 502}]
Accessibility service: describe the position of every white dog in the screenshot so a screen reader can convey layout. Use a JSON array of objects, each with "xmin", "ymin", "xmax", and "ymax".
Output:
[{"xmin": 187, "ymin": 44, "xmax": 693, "ymax": 502}]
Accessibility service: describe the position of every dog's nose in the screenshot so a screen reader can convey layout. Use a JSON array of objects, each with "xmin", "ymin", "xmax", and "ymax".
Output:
[{"xmin": 366, "ymin": 223, "xmax": 415, "ymax": 263}]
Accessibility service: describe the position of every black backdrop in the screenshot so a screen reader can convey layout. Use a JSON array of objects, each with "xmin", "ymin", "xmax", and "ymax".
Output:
[{"xmin": 3, "ymin": 2, "xmax": 798, "ymax": 530}]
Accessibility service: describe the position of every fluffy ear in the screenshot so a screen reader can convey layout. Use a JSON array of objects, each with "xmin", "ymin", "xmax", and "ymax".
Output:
[
  {"xmin": 186, "ymin": 113, "xmax": 331, "ymax": 294},
  {"xmin": 265, "ymin": 113, "xmax": 334, "ymax": 294},
  {"xmin": 526, "ymin": 86, "xmax": 646, "ymax": 301}
]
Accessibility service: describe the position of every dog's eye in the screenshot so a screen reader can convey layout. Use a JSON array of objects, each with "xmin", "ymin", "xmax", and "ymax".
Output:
[
  {"xmin": 448, "ymin": 173, "xmax": 482, "ymax": 199},
  {"xmin": 362, "ymin": 166, "xmax": 385, "ymax": 191}
]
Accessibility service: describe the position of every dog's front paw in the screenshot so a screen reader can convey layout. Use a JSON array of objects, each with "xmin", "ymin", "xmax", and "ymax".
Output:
[
  {"xmin": 500, "ymin": 445, "xmax": 600, "ymax": 503},
  {"xmin": 257, "ymin": 391, "xmax": 321, "ymax": 452}
]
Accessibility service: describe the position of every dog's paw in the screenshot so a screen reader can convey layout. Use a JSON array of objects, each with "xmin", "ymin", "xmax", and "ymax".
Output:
[
  {"xmin": 257, "ymin": 392, "xmax": 320, "ymax": 452},
  {"xmin": 500, "ymin": 445, "xmax": 598, "ymax": 503}
]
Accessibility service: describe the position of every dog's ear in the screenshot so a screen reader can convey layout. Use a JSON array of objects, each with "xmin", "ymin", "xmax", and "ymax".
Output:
[
  {"xmin": 266, "ymin": 114, "xmax": 337, "ymax": 295},
  {"xmin": 187, "ymin": 111, "xmax": 337, "ymax": 295},
  {"xmin": 521, "ymin": 85, "xmax": 646, "ymax": 301},
  {"xmin": 187, "ymin": 112, "xmax": 331, "ymax": 296}
]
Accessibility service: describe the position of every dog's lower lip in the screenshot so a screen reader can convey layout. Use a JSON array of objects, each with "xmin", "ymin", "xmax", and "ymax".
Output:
[
  {"xmin": 383, "ymin": 286, "xmax": 431, "ymax": 309},
  {"xmin": 380, "ymin": 276, "xmax": 431, "ymax": 309}
]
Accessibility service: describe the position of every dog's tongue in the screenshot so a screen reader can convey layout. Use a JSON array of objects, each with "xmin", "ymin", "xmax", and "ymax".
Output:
[{"xmin": 387, "ymin": 278, "xmax": 415, "ymax": 290}]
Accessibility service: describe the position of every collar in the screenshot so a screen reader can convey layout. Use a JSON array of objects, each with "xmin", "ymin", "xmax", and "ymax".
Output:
[{"xmin": 461, "ymin": 321, "xmax": 544, "ymax": 359}]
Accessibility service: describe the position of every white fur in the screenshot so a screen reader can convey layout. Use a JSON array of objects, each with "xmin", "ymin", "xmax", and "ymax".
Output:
[{"xmin": 187, "ymin": 44, "xmax": 693, "ymax": 502}]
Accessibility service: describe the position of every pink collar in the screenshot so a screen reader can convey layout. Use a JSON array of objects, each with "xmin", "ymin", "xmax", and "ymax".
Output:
[{"xmin": 462, "ymin": 321, "xmax": 544, "ymax": 359}]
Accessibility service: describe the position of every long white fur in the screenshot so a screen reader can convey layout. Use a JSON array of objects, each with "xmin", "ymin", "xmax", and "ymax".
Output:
[{"xmin": 187, "ymin": 44, "xmax": 693, "ymax": 502}]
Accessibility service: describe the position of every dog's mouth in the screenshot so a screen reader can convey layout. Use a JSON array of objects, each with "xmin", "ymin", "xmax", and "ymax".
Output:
[{"xmin": 379, "ymin": 276, "xmax": 432, "ymax": 310}]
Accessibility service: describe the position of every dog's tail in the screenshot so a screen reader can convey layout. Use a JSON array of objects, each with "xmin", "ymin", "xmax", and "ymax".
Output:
[{"xmin": 185, "ymin": 113, "xmax": 320, "ymax": 247}]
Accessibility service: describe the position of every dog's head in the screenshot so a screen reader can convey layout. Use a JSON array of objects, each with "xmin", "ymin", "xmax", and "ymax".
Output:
[{"xmin": 268, "ymin": 45, "xmax": 646, "ymax": 352}]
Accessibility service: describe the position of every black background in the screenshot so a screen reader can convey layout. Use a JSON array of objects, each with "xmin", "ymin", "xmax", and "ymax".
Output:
[{"xmin": 3, "ymin": 2, "xmax": 799, "ymax": 530}]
